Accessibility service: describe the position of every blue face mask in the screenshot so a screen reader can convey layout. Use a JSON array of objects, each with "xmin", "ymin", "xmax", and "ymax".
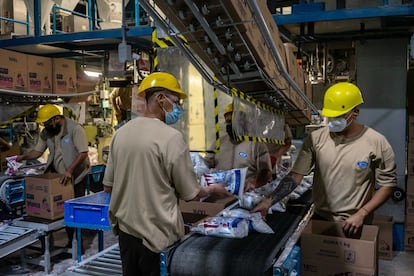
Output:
[
  {"xmin": 165, "ymin": 104, "xmax": 183, "ymax": 125},
  {"xmin": 161, "ymin": 95, "xmax": 183, "ymax": 125}
]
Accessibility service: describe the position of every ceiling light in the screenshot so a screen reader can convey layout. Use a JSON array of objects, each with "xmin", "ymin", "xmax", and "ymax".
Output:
[
  {"xmin": 201, "ymin": 4, "xmax": 210, "ymax": 15},
  {"xmin": 234, "ymin": 53, "xmax": 241, "ymax": 62},
  {"xmin": 178, "ymin": 10, "xmax": 186, "ymax": 20},
  {"xmin": 84, "ymin": 69, "xmax": 102, "ymax": 78},
  {"xmin": 225, "ymin": 29, "xmax": 232, "ymax": 40},
  {"xmin": 227, "ymin": 42, "xmax": 234, "ymax": 52}
]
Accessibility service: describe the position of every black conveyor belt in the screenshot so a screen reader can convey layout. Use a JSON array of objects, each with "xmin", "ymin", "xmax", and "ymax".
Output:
[{"xmin": 168, "ymin": 200, "xmax": 312, "ymax": 276}]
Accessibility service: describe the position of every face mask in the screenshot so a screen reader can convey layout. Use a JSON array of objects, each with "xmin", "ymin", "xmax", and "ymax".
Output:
[
  {"xmin": 328, "ymin": 112, "xmax": 353, "ymax": 133},
  {"xmin": 165, "ymin": 104, "xmax": 183, "ymax": 125},
  {"xmin": 226, "ymin": 122, "xmax": 236, "ymax": 140},
  {"xmin": 45, "ymin": 124, "xmax": 61, "ymax": 137},
  {"xmin": 160, "ymin": 95, "xmax": 184, "ymax": 125}
]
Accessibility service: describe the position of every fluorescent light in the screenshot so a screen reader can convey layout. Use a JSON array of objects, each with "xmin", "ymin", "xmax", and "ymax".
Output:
[{"xmin": 84, "ymin": 70, "xmax": 102, "ymax": 78}]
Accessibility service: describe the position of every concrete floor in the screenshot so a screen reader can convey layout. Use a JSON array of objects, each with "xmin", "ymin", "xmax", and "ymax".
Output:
[{"xmin": 1, "ymin": 228, "xmax": 414, "ymax": 275}]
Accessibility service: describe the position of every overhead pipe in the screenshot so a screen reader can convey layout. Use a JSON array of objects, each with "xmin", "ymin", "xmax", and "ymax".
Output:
[{"xmin": 246, "ymin": 0, "xmax": 319, "ymax": 114}]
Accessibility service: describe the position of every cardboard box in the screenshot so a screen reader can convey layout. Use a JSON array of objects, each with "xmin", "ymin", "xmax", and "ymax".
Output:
[
  {"xmin": 407, "ymin": 157, "xmax": 414, "ymax": 177},
  {"xmin": 0, "ymin": 48, "xmax": 28, "ymax": 91},
  {"xmin": 179, "ymin": 195, "xmax": 237, "ymax": 216},
  {"xmin": 52, "ymin": 58, "xmax": 77, "ymax": 94},
  {"xmin": 182, "ymin": 212, "xmax": 208, "ymax": 234},
  {"xmin": 373, "ymin": 214, "xmax": 394, "ymax": 259},
  {"xmin": 404, "ymin": 226, "xmax": 414, "ymax": 250},
  {"xmin": 25, "ymin": 173, "xmax": 74, "ymax": 220},
  {"xmin": 409, "ymin": 115, "xmax": 414, "ymax": 141},
  {"xmin": 27, "ymin": 54, "xmax": 53, "ymax": 93},
  {"xmin": 301, "ymin": 220, "xmax": 378, "ymax": 276},
  {"xmin": 406, "ymin": 191, "xmax": 414, "ymax": 215}
]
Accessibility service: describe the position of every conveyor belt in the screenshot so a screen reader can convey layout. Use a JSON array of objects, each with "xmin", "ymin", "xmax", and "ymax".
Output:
[
  {"xmin": 65, "ymin": 243, "xmax": 122, "ymax": 276},
  {"xmin": 167, "ymin": 203, "xmax": 312, "ymax": 276},
  {"xmin": 0, "ymin": 224, "xmax": 39, "ymax": 259}
]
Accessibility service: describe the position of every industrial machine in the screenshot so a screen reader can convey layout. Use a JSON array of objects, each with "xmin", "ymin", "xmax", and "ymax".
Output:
[{"xmin": 0, "ymin": 175, "xmax": 25, "ymax": 220}]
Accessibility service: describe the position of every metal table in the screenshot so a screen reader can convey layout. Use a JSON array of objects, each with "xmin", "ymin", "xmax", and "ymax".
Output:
[{"xmin": 13, "ymin": 216, "xmax": 68, "ymax": 274}]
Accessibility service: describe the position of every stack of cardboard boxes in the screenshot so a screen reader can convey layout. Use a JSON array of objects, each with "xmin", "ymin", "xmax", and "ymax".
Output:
[{"xmin": 0, "ymin": 48, "xmax": 78, "ymax": 94}]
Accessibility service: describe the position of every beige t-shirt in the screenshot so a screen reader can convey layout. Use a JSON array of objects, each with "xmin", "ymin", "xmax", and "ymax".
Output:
[
  {"xmin": 204, "ymin": 135, "xmax": 272, "ymax": 180},
  {"xmin": 103, "ymin": 117, "xmax": 200, "ymax": 253},
  {"xmin": 292, "ymin": 126, "xmax": 397, "ymax": 222}
]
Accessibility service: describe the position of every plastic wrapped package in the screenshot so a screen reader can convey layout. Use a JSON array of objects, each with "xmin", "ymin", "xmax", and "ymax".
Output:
[
  {"xmin": 191, "ymin": 216, "xmax": 249, "ymax": 238},
  {"xmin": 190, "ymin": 152, "xmax": 210, "ymax": 182},
  {"xmin": 239, "ymin": 192, "xmax": 264, "ymax": 210},
  {"xmin": 200, "ymin": 167, "xmax": 247, "ymax": 197},
  {"xmin": 221, "ymin": 208, "xmax": 274, "ymax": 234}
]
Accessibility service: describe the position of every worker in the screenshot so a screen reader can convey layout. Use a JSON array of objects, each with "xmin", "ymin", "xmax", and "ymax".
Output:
[
  {"xmin": 203, "ymin": 103, "xmax": 273, "ymax": 190},
  {"xmin": 0, "ymin": 137, "xmax": 11, "ymax": 151},
  {"xmin": 253, "ymin": 82, "xmax": 397, "ymax": 237},
  {"xmin": 16, "ymin": 104, "xmax": 90, "ymax": 250},
  {"xmin": 109, "ymin": 87, "xmax": 132, "ymax": 127},
  {"xmin": 103, "ymin": 72, "xmax": 231, "ymax": 276},
  {"xmin": 266, "ymin": 124, "xmax": 293, "ymax": 179}
]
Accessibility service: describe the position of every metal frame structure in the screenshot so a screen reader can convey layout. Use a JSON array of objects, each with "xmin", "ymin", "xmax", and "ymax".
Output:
[{"xmin": 274, "ymin": 1, "xmax": 414, "ymax": 25}]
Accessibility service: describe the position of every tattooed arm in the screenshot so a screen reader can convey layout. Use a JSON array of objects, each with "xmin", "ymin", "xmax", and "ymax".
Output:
[{"xmin": 251, "ymin": 172, "xmax": 304, "ymax": 218}]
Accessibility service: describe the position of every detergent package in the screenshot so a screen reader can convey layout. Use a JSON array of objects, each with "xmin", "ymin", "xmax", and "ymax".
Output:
[
  {"xmin": 221, "ymin": 208, "xmax": 274, "ymax": 234},
  {"xmin": 200, "ymin": 167, "xmax": 247, "ymax": 197},
  {"xmin": 191, "ymin": 216, "xmax": 249, "ymax": 238},
  {"xmin": 190, "ymin": 152, "xmax": 210, "ymax": 182}
]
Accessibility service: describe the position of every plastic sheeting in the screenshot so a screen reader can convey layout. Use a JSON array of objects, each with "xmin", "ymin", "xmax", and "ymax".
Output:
[{"xmin": 232, "ymin": 96, "xmax": 285, "ymax": 144}]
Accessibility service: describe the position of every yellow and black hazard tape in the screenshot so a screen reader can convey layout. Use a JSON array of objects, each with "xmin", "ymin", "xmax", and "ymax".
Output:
[
  {"xmin": 151, "ymin": 28, "xmax": 189, "ymax": 72},
  {"xmin": 235, "ymin": 135, "xmax": 284, "ymax": 145},
  {"xmin": 0, "ymin": 105, "xmax": 38, "ymax": 129},
  {"xmin": 230, "ymin": 87, "xmax": 284, "ymax": 116},
  {"xmin": 230, "ymin": 87, "xmax": 285, "ymax": 144},
  {"xmin": 213, "ymin": 87, "xmax": 220, "ymax": 153}
]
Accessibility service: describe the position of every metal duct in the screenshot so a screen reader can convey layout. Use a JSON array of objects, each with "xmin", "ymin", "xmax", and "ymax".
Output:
[{"xmin": 22, "ymin": 0, "xmax": 55, "ymax": 35}]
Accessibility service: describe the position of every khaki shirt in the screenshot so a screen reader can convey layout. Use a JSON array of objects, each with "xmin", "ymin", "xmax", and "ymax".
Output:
[
  {"xmin": 103, "ymin": 117, "xmax": 200, "ymax": 253},
  {"xmin": 292, "ymin": 126, "xmax": 397, "ymax": 222},
  {"xmin": 204, "ymin": 135, "xmax": 272, "ymax": 180}
]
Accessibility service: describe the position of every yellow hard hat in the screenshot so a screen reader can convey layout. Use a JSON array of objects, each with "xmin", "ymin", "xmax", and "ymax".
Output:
[
  {"xmin": 36, "ymin": 104, "xmax": 61, "ymax": 123},
  {"xmin": 138, "ymin": 72, "xmax": 187, "ymax": 99},
  {"xmin": 224, "ymin": 103, "xmax": 233, "ymax": 115},
  {"xmin": 321, "ymin": 82, "xmax": 364, "ymax": 117}
]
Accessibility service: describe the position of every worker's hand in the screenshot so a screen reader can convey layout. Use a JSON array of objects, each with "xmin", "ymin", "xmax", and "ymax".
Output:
[
  {"xmin": 251, "ymin": 197, "xmax": 272, "ymax": 220},
  {"xmin": 209, "ymin": 184, "xmax": 232, "ymax": 197},
  {"xmin": 244, "ymin": 177, "xmax": 256, "ymax": 192},
  {"xmin": 60, "ymin": 171, "xmax": 73, "ymax": 186},
  {"xmin": 342, "ymin": 212, "xmax": 365, "ymax": 237},
  {"xmin": 15, "ymin": 155, "xmax": 24, "ymax": 162}
]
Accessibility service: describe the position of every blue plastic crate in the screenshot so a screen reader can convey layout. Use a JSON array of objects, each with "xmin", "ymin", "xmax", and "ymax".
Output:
[{"xmin": 64, "ymin": 191, "xmax": 111, "ymax": 231}]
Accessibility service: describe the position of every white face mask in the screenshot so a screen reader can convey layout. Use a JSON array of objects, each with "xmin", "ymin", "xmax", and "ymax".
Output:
[{"xmin": 328, "ymin": 112, "xmax": 353, "ymax": 133}]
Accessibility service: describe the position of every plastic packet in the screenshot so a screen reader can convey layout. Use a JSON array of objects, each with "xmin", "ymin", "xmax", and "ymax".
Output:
[
  {"xmin": 6, "ymin": 156, "xmax": 23, "ymax": 171},
  {"xmin": 190, "ymin": 152, "xmax": 210, "ymax": 182},
  {"xmin": 191, "ymin": 216, "xmax": 249, "ymax": 238},
  {"xmin": 238, "ymin": 192, "xmax": 264, "ymax": 210},
  {"xmin": 200, "ymin": 167, "xmax": 247, "ymax": 197},
  {"xmin": 221, "ymin": 208, "xmax": 274, "ymax": 234}
]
